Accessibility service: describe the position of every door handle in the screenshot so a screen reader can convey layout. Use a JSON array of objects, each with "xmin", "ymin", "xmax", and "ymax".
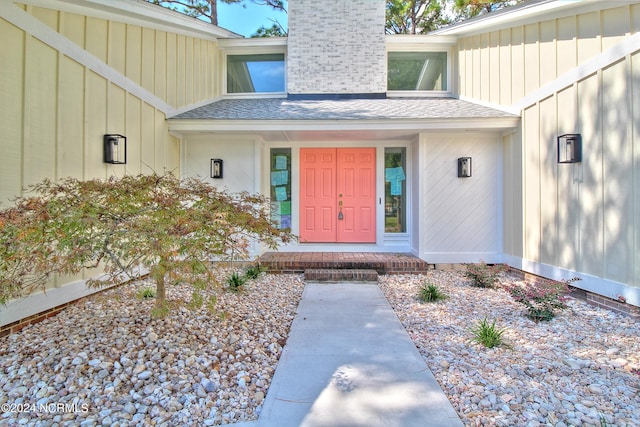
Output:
[{"xmin": 338, "ymin": 194, "xmax": 343, "ymax": 220}]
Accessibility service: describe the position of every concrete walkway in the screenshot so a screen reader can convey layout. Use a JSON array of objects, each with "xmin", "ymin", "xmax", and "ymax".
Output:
[{"xmin": 232, "ymin": 282, "xmax": 463, "ymax": 427}]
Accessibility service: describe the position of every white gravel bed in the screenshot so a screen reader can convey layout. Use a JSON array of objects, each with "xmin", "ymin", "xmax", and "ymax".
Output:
[
  {"xmin": 1, "ymin": 272, "xmax": 304, "ymax": 426},
  {"xmin": 379, "ymin": 270, "xmax": 640, "ymax": 427},
  {"xmin": 2, "ymin": 269, "xmax": 639, "ymax": 427}
]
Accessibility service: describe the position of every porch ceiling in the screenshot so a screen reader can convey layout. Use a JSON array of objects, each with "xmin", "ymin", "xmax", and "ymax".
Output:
[{"xmin": 168, "ymin": 97, "xmax": 520, "ymax": 142}]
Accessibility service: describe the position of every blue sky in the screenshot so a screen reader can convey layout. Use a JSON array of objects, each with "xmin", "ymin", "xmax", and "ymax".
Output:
[{"xmin": 217, "ymin": 1, "xmax": 288, "ymax": 37}]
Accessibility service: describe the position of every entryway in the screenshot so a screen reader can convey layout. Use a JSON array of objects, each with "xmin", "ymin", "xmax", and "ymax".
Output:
[{"xmin": 299, "ymin": 148, "xmax": 376, "ymax": 243}]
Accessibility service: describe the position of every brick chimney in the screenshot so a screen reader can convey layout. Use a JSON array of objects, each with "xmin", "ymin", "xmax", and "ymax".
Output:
[{"xmin": 286, "ymin": 0, "xmax": 386, "ymax": 99}]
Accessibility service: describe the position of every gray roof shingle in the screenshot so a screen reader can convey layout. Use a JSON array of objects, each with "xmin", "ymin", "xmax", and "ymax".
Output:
[{"xmin": 170, "ymin": 97, "xmax": 517, "ymax": 121}]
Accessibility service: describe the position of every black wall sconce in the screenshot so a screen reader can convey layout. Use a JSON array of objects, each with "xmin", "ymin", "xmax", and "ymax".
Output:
[
  {"xmin": 103, "ymin": 134, "xmax": 127, "ymax": 164},
  {"xmin": 557, "ymin": 134, "xmax": 582, "ymax": 163},
  {"xmin": 210, "ymin": 158, "xmax": 223, "ymax": 179},
  {"xmin": 458, "ymin": 157, "xmax": 472, "ymax": 178}
]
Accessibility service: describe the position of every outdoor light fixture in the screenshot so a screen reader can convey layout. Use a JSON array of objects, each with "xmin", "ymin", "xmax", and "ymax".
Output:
[
  {"xmin": 103, "ymin": 134, "xmax": 127, "ymax": 164},
  {"xmin": 557, "ymin": 134, "xmax": 582, "ymax": 163},
  {"xmin": 458, "ymin": 157, "xmax": 472, "ymax": 178},
  {"xmin": 210, "ymin": 158, "xmax": 223, "ymax": 179}
]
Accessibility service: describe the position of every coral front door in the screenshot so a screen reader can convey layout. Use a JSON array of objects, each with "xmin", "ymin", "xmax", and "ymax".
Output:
[{"xmin": 300, "ymin": 148, "xmax": 376, "ymax": 243}]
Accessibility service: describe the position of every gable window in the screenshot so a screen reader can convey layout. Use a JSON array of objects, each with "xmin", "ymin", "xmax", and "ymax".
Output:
[
  {"xmin": 227, "ymin": 53, "xmax": 285, "ymax": 94},
  {"xmin": 387, "ymin": 51, "xmax": 447, "ymax": 91}
]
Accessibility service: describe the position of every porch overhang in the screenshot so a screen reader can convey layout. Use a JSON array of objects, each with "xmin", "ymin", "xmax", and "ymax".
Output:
[
  {"xmin": 168, "ymin": 117, "xmax": 520, "ymax": 141},
  {"xmin": 167, "ymin": 97, "xmax": 520, "ymax": 141}
]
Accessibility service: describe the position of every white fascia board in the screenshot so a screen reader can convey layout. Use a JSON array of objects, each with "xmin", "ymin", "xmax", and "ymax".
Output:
[
  {"xmin": 168, "ymin": 117, "xmax": 521, "ymax": 133},
  {"xmin": 218, "ymin": 37, "xmax": 288, "ymax": 50},
  {"xmin": 15, "ymin": 0, "xmax": 241, "ymax": 40},
  {"xmin": 386, "ymin": 34, "xmax": 457, "ymax": 49}
]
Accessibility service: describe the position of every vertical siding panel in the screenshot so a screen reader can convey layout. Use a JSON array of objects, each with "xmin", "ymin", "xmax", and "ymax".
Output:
[
  {"xmin": 457, "ymin": 40, "xmax": 466, "ymax": 96},
  {"xmin": 59, "ymin": 11, "xmax": 84, "ymax": 47},
  {"xmin": 488, "ymin": 31, "xmax": 500, "ymax": 104},
  {"xmin": 556, "ymin": 86, "xmax": 578, "ymax": 270},
  {"xmin": 511, "ymin": 27, "xmax": 525, "ymax": 102},
  {"xmin": 176, "ymin": 35, "xmax": 186, "ymax": 107},
  {"xmin": 31, "ymin": 6, "xmax": 58, "ymax": 31},
  {"xmin": 539, "ymin": 21, "xmax": 557, "ymax": 88},
  {"xmin": 57, "ymin": 56, "xmax": 85, "ymax": 180},
  {"xmin": 106, "ymin": 84, "xmax": 126, "ymax": 177},
  {"xmin": 108, "ymin": 21, "xmax": 126, "ymax": 75},
  {"xmin": 479, "ymin": 33, "xmax": 490, "ymax": 101},
  {"xmin": 141, "ymin": 27, "xmax": 155, "ymax": 93},
  {"xmin": 499, "ymin": 29, "xmax": 512, "ymax": 105},
  {"xmin": 523, "ymin": 105, "xmax": 540, "ymax": 261},
  {"xmin": 524, "ymin": 24, "xmax": 539, "ymax": 96},
  {"xmin": 23, "ymin": 37, "xmax": 57, "ymax": 187},
  {"xmin": 577, "ymin": 74, "xmax": 604, "ymax": 278},
  {"xmin": 84, "ymin": 18, "xmax": 108, "ymax": 179},
  {"xmin": 577, "ymin": 12, "xmax": 600, "ymax": 64},
  {"xmin": 141, "ymin": 103, "xmax": 156, "ymax": 170},
  {"xmin": 633, "ymin": 4, "xmax": 640, "ymax": 33},
  {"xmin": 601, "ymin": 6, "xmax": 630, "ymax": 51},
  {"xmin": 185, "ymin": 37, "xmax": 194, "ymax": 105},
  {"xmin": 124, "ymin": 94, "xmax": 142, "ymax": 174},
  {"xmin": 166, "ymin": 33, "xmax": 177, "ymax": 107},
  {"xmin": 0, "ymin": 19, "xmax": 25, "ymax": 201},
  {"xmin": 154, "ymin": 110, "xmax": 167, "ymax": 170},
  {"xmin": 602, "ymin": 60, "xmax": 632, "ymax": 283},
  {"xmin": 85, "ymin": 17, "xmax": 107, "ymax": 62},
  {"xmin": 125, "ymin": 25, "xmax": 142, "ymax": 86},
  {"xmin": 193, "ymin": 38, "xmax": 201, "ymax": 100},
  {"xmin": 155, "ymin": 31, "xmax": 167, "ymax": 101},
  {"xmin": 556, "ymin": 16, "xmax": 577, "ymax": 77},
  {"xmin": 538, "ymin": 95, "xmax": 557, "ymax": 265},
  {"xmin": 470, "ymin": 36, "xmax": 482, "ymax": 99}
]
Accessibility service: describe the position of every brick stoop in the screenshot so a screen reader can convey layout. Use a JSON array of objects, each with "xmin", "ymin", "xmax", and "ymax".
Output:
[
  {"xmin": 258, "ymin": 252, "xmax": 432, "ymax": 275},
  {"xmin": 304, "ymin": 269, "xmax": 379, "ymax": 282}
]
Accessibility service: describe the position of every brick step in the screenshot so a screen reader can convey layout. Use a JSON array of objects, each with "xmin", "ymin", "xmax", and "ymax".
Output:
[{"xmin": 304, "ymin": 269, "xmax": 379, "ymax": 282}]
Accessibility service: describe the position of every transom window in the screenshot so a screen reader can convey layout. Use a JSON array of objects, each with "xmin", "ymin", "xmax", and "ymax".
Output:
[
  {"xmin": 387, "ymin": 51, "xmax": 447, "ymax": 91},
  {"xmin": 227, "ymin": 53, "xmax": 285, "ymax": 94}
]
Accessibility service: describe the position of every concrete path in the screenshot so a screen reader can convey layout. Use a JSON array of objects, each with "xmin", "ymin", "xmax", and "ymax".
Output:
[{"xmin": 234, "ymin": 282, "xmax": 463, "ymax": 427}]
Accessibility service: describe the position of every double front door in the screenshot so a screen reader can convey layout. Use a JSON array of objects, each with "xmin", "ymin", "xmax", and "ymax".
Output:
[{"xmin": 300, "ymin": 148, "xmax": 376, "ymax": 243}]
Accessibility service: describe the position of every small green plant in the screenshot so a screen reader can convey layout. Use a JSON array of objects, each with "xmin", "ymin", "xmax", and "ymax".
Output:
[
  {"xmin": 227, "ymin": 272, "xmax": 247, "ymax": 292},
  {"xmin": 505, "ymin": 277, "xmax": 579, "ymax": 322},
  {"xmin": 136, "ymin": 286, "xmax": 156, "ymax": 300},
  {"xmin": 464, "ymin": 261, "xmax": 506, "ymax": 288},
  {"xmin": 470, "ymin": 317, "xmax": 506, "ymax": 348},
  {"xmin": 418, "ymin": 283, "xmax": 447, "ymax": 302},
  {"xmin": 244, "ymin": 263, "xmax": 265, "ymax": 280}
]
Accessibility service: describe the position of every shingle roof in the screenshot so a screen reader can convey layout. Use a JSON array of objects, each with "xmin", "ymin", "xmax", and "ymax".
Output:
[{"xmin": 170, "ymin": 97, "xmax": 517, "ymax": 121}]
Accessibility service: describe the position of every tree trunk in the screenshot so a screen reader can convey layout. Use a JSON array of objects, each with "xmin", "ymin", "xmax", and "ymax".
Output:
[{"xmin": 210, "ymin": 0, "xmax": 218, "ymax": 25}]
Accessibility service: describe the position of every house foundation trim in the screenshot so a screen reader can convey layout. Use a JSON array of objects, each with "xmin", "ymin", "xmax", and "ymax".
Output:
[{"xmin": 503, "ymin": 254, "xmax": 640, "ymax": 307}]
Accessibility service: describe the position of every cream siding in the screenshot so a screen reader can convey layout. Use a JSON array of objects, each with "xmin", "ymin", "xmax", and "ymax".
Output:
[
  {"xmin": 0, "ymin": 2, "xmax": 223, "ymax": 323},
  {"xmin": 455, "ymin": 4, "xmax": 640, "ymax": 291}
]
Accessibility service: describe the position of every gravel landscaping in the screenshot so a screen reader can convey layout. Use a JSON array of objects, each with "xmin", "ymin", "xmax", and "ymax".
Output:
[
  {"xmin": 1, "ymin": 269, "xmax": 639, "ymax": 426},
  {"xmin": 380, "ymin": 270, "xmax": 640, "ymax": 427},
  {"xmin": 1, "ymin": 272, "xmax": 305, "ymax": 426}
]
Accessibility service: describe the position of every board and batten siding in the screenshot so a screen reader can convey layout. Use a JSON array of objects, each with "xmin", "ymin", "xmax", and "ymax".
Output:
[
  {"xmin": 456, "ymin": 3, "xmax": 640, "ymax": 294},
  {"xmin": 1, "ymin": 4, "xmax": 223, "ymax": 204},
  {"xmin": 0, "ymin": 3, "xmax": 222, "ymax": 325}
]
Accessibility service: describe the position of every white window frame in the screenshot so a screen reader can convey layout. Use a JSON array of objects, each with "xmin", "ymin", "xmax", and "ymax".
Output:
[
  {"xmin": 218, "ymin": 39, "xmax": 287, "ymax": 99},
  {"xmin": 385, "ymin": 35, "xmax": 456, "ymax": 98}
]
